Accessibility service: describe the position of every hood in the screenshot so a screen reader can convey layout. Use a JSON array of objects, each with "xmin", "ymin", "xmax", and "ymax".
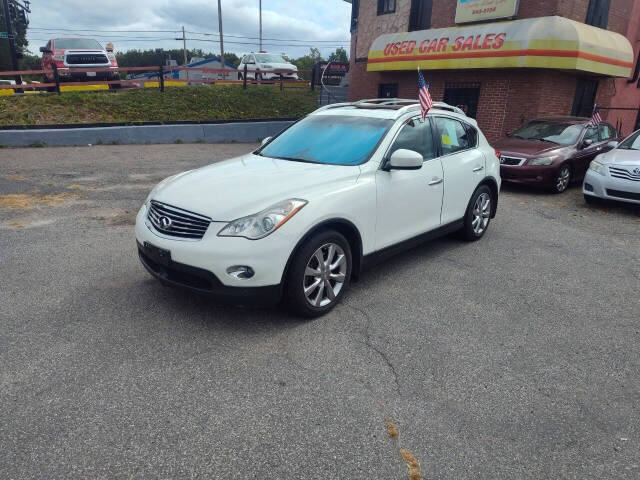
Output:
[
  {"xmin": 596, "ymin": 148, "xmax": 640, "ymax": 166},
  {"xmin": 57, "ymin": 49, "xmax": 106, "ymax": 53},
  {"xmin": 493, "ymin": 136, "xmax": 567, "ymax": 157},
  {"xmin": 152, "ymin": 153, "xmax": 360, "ymax": 221}
]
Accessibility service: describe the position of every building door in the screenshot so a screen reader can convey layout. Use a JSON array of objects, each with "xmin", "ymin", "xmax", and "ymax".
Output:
[
  {"xmin": 443, "ymin": 83, "xmax": 480, "ymax": 118},
  {"xmin": 378, "ymin": 83, "xmax": 398, "ymax": 98},
  {"xmin": 572, "ymin": 78, "xmax": 598, "ymax": 117}
]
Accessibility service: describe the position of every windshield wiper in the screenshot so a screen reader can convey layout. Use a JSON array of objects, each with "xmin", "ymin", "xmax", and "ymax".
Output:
[
  {"xmin": 526, "ymin": 137, "xmax": 559, "ymax": 144},
  {"xmin": 277, "ymin": 156, "xmax": 319, "ymax": 164}
]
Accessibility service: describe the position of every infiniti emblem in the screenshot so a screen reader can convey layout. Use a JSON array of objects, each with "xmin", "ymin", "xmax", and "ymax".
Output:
[
  {"xmin": 633, "ymin": 167, "xmax": 640, "ymax": 175},
  {"xmin": 159, "ymin": 216, "xmax": 173, "ymax": 229}
]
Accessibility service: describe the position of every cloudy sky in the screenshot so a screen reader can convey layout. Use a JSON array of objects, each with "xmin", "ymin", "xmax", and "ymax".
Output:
[{"xmin": 26, "ymin": 0, "xmax": 352, "ymax": 59}]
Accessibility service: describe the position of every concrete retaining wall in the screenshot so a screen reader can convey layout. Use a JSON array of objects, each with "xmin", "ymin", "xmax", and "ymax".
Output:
[{"xmin": 0, "ymin": 121, "xmax": 295, "ymax": 147}]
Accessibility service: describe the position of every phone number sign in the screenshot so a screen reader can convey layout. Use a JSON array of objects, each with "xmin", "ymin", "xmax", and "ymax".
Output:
[{"xmin": 455, "ymin": 0, "xmax": 519, "ymax": 24}]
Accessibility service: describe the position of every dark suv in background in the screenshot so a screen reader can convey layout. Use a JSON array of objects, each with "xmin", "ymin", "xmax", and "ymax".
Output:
[{"xmin": 495, "ymin": 117, "xmax": 619, "ymax": 193}]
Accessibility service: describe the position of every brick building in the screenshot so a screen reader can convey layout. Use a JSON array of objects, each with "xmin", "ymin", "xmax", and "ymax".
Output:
[{"xmin": 345, "ymin": 0, "xmax": 638, "ymax": 142}]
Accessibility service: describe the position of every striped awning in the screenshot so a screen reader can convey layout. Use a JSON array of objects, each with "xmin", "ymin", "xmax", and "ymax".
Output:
[{"xmin": 367, "ymin": 16, "xmax": 634, "ymax": 77}]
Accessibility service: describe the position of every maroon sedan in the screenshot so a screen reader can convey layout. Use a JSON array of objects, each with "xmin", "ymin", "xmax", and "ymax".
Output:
[{"xmin": 495, "ymin": 117, "xmax": 619, "ymax": 193}]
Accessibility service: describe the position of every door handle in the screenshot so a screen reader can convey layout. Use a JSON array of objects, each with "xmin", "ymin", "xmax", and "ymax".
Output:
[
  {"xmin": 428, "ymin": 177, "xmax": 443, "ymax": 186},
  {"xmin": 473, "ymin": 165, "xmax": 484, "ymax": 172}
]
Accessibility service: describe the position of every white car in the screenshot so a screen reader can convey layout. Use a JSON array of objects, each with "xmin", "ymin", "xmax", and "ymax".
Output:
[
  {"xmin": 237, "ymin": 53, "xmax": 298, "ymax": 81},
  {"xmin": 135, "ymin": 99, "xmax": 501, "ymax": 317},
  {"xmin": 583, "ymin": 129, "xmax": 640, "ymax": 205}
]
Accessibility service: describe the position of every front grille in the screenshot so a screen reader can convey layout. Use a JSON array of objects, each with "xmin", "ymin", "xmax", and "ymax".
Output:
[
  {"xmin": 500, "ymin": 156, "xmax": 525, "ymax": 166},
  {"xmin": 66, "ymin": 54, "xmax": 109, "ymax": 65},
  {"xmin": 609, "ymin": 166, "xmax": 640, "ymax": 182},
  {"xmin": 147, "ymin": 201, "xmax": 211, "ymax": 240},
  {"xmin": 606, "ymin": 189, "xmax": 640, "ymax": 201}
]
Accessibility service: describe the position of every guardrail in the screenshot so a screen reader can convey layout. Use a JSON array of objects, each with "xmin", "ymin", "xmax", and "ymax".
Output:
[{"xmin": 0, "ymin": 64, "xmax": 315, "ymax": 95}]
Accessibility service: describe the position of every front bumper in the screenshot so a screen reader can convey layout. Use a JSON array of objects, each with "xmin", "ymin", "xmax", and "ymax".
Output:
[
  {"xmin": 57, "ymin": 67, "xmax": 119, "ymax": 81},
  {"xmin": 500, "ymin": 164, "xmax": 557, "ymax": 187},
  {"xmin": 583, "ymin": 169, "xmax": 640, "ymax": 205},
  {"xmin": 262, "ymin": 72, "xmax": 299, "ymax": 80},
  {"xmin": 135, "ymin": 204, "xmax": 293, "ymax": 302}
]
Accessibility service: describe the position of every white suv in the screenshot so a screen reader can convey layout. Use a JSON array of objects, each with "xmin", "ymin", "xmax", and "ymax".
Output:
[{"xmin": 136, "ymin": 99, "xmax": 501, "ymax": 317}]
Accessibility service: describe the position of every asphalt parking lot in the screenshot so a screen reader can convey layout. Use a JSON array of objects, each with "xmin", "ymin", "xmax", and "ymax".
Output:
[{"xmin": 1, "ymin": 143, "xmax": 639, "ymax": 479}]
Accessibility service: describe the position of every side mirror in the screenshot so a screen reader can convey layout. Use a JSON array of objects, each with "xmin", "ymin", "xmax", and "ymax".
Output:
[
  {"xmin": 581, "ymin": 139, "xmax": 593, "ymax": 149},
  {"xmin": 386, "ymin": 149, "xmax": 423, "ymax": 170},
  {"xmin": 261, "ymin": 136, "xmax": 272, "ymax": 146},
  {"xmin": 606, "ymin": 140, "xmax": 619, "ymax": 148}
]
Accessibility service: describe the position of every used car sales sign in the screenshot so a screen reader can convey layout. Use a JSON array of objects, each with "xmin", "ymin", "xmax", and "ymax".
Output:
[
  {"xmin": 366, "ymin": 16, "xmax": 633, "ymax": 78},
  {"xmin": 455, "ymin": 0, "xmax": 519, "ymax": 24}
]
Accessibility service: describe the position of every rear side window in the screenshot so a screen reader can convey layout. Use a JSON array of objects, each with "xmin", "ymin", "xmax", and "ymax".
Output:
[
  {"xmin": 434, "ymin": 117, "xmax": 472, "ymax": 155},
  {"xmin": 388, "ymin": 118, "xmax": 436, "ymax": 161},
  {"xmin": 465, "ymin": 125, "xmax": 478, "ymax": 147}
]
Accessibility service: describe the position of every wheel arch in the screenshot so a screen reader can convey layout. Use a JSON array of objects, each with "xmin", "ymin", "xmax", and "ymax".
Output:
[
  {"xmin": 477, "ymin": 176, "xmax": 499, "ymax": 218},
  {"xmin": 281, "ymin": 218, "xmax": 364, "ymax": 285}
]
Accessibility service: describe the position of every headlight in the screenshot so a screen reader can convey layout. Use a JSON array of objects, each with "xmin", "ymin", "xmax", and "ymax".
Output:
[
  {"xmin": 218, "ymin": 199, "xmax": 307, "ymax": 240},
  {"xmin": 528, "ymin": 156, "xmax": 557, "ymax": 166},
  {"xmin": 53, "ymin": 54, "xmax": 65, "ymax": 61},
  {"xmin": 588, "ymin": 159, "xmax": 607, "ymax": 176}
]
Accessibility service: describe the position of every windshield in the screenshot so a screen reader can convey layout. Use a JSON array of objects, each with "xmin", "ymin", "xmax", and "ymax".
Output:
[
  {"xmin": 53, "ymin": 38, "xmax": 103, "ymax": 50},
  {"xmin": 511, "ymin": 121, "xmax": 583, "ymax": 146},
  {"xmin": 255, "ymin": 54, "xmax": 287, "ymax": 63},
  {"xmin": 259, "ymin": 115, "xmax": 393, "ymax": 166},
  {"xmin": 618, "ymin": 130, "xmax": 640, "ymax": 150}
]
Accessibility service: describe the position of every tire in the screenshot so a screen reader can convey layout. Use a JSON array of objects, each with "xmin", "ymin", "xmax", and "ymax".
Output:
[
  {"xmin": 237, "ymin": 73, "xmax": 243, "ymax": 80},
  {"xmin": 553, "ymin": 164, "xmax": 571, "ymax": 193},
  {"xmin": 255, "ymin": 72, "xmax": 262, "ymax": 82},
  {"xmin": 284, "ymin": 230, "xmax": 352, "ymax": 318},
  {"xmin": 461, "ymin": 185, "xmax": 493, "ymax": 241}
]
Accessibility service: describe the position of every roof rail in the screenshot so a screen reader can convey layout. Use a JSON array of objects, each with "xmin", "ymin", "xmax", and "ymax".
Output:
[{"xmin": 314, "ymin": 99, "xmax": 467, "ymax": 117}]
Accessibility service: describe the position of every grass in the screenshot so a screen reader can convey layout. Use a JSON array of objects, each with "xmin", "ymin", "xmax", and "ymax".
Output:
[{"xmin": 0, "ymin": 85, "xmax": 318, "ymax": 126}]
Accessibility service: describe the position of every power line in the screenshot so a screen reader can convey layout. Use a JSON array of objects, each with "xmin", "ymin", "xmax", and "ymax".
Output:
[
  {"xmin": 185, "ymin": 30, "xmax": 350, "ymax": 43},
  {"xmin": 28, "ymin": 26, "xmax": 181, "ymax": 33}
]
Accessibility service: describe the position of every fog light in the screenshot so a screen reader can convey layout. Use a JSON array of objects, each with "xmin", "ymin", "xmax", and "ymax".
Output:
[
  {"xmin": 226, "ymin": 265, "xmax": 255, "ymax": 279},
  {"xmin": 584, "ymin": 183, "xmax": 594, "ymax": 192}
]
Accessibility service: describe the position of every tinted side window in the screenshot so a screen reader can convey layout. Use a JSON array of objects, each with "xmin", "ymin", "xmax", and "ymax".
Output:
[
  {"xmin": 434, "ymin": 117, "xmax": 471, "ymax": 155},
  {"xmin": 388, "ymin": 119, "xmax": 435, "ymax": 161},
  {"xmin": 584, "ymin": 126, "xmax": 598, "ymax": 143},
  {"xmin": 465, "ymin": 125, "xmax": 478, "ymax": 147},
  {"xmin": 598, "ymin": 124, "xmax": 615, "ymax": 141}
]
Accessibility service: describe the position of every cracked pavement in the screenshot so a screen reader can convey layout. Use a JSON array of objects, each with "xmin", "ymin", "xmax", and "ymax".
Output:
[{"xmin": 1, "ymin": 144, "xmax": 639, "ymax": 479}]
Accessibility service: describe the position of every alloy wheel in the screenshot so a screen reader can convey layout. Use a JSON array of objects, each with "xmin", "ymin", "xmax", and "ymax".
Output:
[
  {"xmin": 556, "ymin": 166, "xmax": 571, "ymax": 192},
  {"xmin": 472, "ymin": 192, "xmax": 491, "ymax": 236},
  {"xmin": 303, "ymin": 243, "xmax": 347, "ymax": 307}
]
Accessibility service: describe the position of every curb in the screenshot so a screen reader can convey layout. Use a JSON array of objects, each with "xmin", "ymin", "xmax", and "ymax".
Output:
[{"xmin": 0, "ymin": 121, "xmax": 295, "ymax": 147}]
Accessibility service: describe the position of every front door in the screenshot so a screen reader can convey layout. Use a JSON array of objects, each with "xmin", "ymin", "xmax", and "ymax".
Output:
[{"xmin": 375, "ymin": 117, "xmax": 444, "ymax": 250}]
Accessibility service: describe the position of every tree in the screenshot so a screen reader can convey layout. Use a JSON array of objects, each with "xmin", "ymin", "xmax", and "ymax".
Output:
[
  {"xmin": 292, "ymin": 48, "xmax": 324, "ymax": 79},
  {"xmin": 328, "ymin": 47, "xmax": 348, "ymax": 63},
  {"xmin": 0, "ymin": 0, "xmax": 30, "ymax": 71}
]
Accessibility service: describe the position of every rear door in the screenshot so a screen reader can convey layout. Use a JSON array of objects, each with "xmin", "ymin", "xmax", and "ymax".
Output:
[{"xmin": 433, "ymin": 116, "xmax": 485, "ymax": 224}]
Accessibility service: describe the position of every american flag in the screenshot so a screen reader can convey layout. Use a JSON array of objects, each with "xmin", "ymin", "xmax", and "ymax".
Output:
[
  {"xmin": 418, "ymin": 70, "xmax": 433, "ymax": 119},
  {"xmin": 590, "ymin": 104, "xmax": 602, "ymax": 126}
]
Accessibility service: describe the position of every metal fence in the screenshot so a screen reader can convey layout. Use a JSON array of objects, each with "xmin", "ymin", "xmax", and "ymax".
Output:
[{"xmin": 0, "ymin": 64, "xmax": 315, "ymax": 95}]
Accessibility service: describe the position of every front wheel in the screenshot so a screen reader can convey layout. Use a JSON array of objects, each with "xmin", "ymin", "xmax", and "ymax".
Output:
[
  {"xmin": 461, "ymin": 185, "xmax": 493, "ymax": 241},
  {"xmin": 284, "ymin": 230, "xmax": 352, "ymax": 318},
  {"xmin": 553, "ymin": 165, "xmax": 571, "ymax": 193}
]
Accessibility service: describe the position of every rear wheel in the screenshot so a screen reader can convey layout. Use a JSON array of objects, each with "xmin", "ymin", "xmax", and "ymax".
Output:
[
  {"xmin": 461, "ymin": 185, "xmax": 493, "ymax": 241},
  {"xmin": 553, "ymin": 165, "xmax": 571, "ymax": 193},
  {"xmin": 284, "ymin": 230, "xmax": 351, "ymax": 318}
]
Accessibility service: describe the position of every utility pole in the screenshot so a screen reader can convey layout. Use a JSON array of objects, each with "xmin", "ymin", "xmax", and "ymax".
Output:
[
  {"xmin": 181, "ymin": 25, "xmax": 187, "ymax": 66},
  {"xmin": 259, "ymin": 0, "xmax": 262, "ymax": 52},
  {"xmin": 217, "ymin": 0, "xmax": 225, "ymax": 79},
  {"xmin": 2, "ymin": 0, "xmax": 22, "ymax": 86}
]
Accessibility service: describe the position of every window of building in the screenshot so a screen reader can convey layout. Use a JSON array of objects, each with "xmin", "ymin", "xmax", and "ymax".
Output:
[
  {"xmin": 409, "ymin": 0, "xmax": 432, "ymax": 31},
  {"xmin": 443, "ymin": 83, "xmax": 480, "ymax": 118},
  {"xmin": 571, "ymin": 79, "xmax": 598, "ymax": 117},
  {"xmin": 388, "ymin": 118, "xmax": 436, "ymax": 161},
  {"xmin": 585, "ymin": 0, "xmax": 610, "ymax": 29},
  {"xmin": 377, "ymin": 0, "xmax": 396, "ymax": 15},
  {"xmin": 433, "ymin": 117, "xmax": 472, "ymax": 155},
  {"xmin": 379, "ymin": 83, "xmax": 398, "ymax": 98}
]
